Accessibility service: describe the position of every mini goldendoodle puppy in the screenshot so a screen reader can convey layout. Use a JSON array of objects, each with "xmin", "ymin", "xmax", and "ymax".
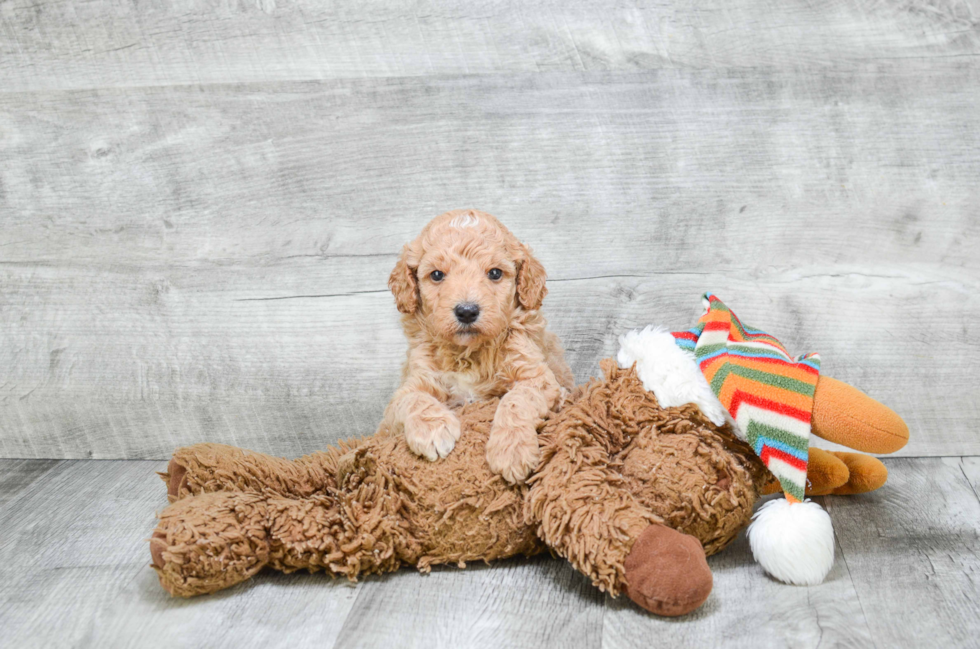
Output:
[{"xmin": 385, "ymin": 209, "xmax": 575, "ymax": 483}]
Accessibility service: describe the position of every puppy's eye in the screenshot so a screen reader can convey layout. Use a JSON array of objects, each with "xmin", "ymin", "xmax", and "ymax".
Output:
[
  {"xmin": 430, "ymin": 270, "xmax": 445, "ymax": 282},
  {"xmin": 487, "ymin": 268, "xmax": 503, "ymax": 281}
]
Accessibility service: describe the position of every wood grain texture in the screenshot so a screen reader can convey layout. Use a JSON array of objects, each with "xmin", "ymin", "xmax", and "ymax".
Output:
[
  {"xmin": 3, "ymin": 68, "xmax": 979, "ymax": 275},
  {"xmin": 1, "ymin": 68, "xmax": 977, "ymax": 459},
  {"xmin": 5, "ymin": 459, "xmax": 977, "ymax": 647},
  {"xmin": 1, "ymin": 0, "xmax": 978, "ymax": 91},
  {"xmin": 826, "ymin": 458, "xmax": 980, "ymax": 648},
  {"xmin": 0, "ymin": 459, "xmax": 63, "ymax": 508},
  {"xmin": 0, "ymin": 459, "xmax": 362, "ymax": 649},
  {"xmin": 0, "ymin": 273, "xmax": 974, "ymax": 459},
  {"xmin": 334, "ymin": 557, "xmax": 604, "ymax": 649}
]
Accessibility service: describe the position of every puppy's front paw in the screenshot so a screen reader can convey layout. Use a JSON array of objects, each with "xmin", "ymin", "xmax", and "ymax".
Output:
[
  {"xmin": 404, "ymin": 408, "xmax": 461, "ymax": 461},
  {"xmin": 486, "ymin": 425, "xmax": 540, "ymax": 484}
]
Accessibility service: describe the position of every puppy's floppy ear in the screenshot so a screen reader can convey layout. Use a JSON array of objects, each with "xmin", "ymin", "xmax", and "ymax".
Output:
[
  {"xmin": 389, "ymin": 243, "xmax": 419, "ymax": 314},
  {"xmin": 516, "ymin": 243, "xmax": 547, "ymax": 311}
]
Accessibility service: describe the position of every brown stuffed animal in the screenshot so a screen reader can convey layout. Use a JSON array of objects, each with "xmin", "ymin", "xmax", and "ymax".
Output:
[
  {"xmin": 151, "ymin": 361, "xmax": 750, "ymax": 616},
  {"xmin": 149, "ymin": 358, "xmax": 906, "ymax": 616}
]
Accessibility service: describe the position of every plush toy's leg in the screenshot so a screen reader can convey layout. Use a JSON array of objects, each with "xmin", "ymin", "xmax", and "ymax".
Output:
[
  {"xmin": 529, "ymin": 425, "xmax": 713, "ymax": 616},
  {"xmin": 530, "ymin": 477, "xmax": 713, "ymax": 617},
  {"xmin": 824, "ymin": 451, "xmax": 888, "ymax": 495},
  {"xmin": 151, "ymin": 486, "xmax": 407, "ymax": 597},
  {"xmin": 762, "ymin": 447, "xmax": 891, "ymax": 496},
  {"xmin": 811, "ymin": 376, "xmax": 909, "ymax": 454},
  {"xmin": 162, "ymin": 443, "xmax": 343, "ymax": 502},
  {"xmin": 151, "ymin": 491, "xmax": 275, "ymax": 597},
  {"xmin": 801, "ymin": 447, "xmax": 850, "ymax": 496},
  {"xmin": 623, "ymin": 524, "xmax": 713, "ymax": 617},
  {"xmin": 151, "ymin": 490, "xmax": 368, "ymax": 597}
]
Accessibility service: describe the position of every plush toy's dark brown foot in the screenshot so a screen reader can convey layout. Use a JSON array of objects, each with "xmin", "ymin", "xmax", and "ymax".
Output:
[{"xmin": 623, "ymin": 524, "xmax": 713, "ymax": 617}]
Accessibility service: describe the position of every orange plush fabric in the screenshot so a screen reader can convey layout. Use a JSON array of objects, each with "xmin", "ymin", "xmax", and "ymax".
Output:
[
  {"xmin": 763, "ymin": 447, "xmax": 892, "ymax": 497},
  {"xmin": 811, "ymin": 376, "xmax": 909, "ymax": 454},
  {"xmin": 826, "ymin": 452, "xmax": 889, "ymax": 495},
  {"xmin": 802, "ymin": 447, "xmax": 851, "ymax": 496}
]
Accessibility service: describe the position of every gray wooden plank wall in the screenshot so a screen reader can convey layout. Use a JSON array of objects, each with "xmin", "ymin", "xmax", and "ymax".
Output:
[
  {"xmin": 2, "ymin": 0, "xmax": 979, "ymax": 90},
  {"xmin": 1, "ymin": 0, "xmax": 978, "ymax": 460}
]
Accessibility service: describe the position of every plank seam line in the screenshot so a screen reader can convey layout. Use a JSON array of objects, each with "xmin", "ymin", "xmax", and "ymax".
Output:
[
  {"xmin": 959, "ymin": 459, "xmax": 980, "ymax": 506},
  {"xmin": 235, "ymin": 289, "xmax": 388, "ymax": 301},
  {"xmin": 1, "ymin": 58, "xmax": 979, "ymax": 94},
  {"xmin": 827, "ymin": 507, "xmax": 878, "ymax": 649},
  {"xmin": 880, "ymin": 455, "xmax": 980, "ymax": 460},
  {"xmin": 330, "ymin": 580, "xmax": 369, "ymax": 649}
]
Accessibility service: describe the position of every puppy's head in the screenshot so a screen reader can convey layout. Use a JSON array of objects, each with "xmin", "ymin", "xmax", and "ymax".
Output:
[{"xmin": 389, "ymin": 209, "xmax": 547, "ymax": 347}]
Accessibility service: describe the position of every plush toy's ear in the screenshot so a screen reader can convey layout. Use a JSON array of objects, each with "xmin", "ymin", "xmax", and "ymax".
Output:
[
  {"xmin": 389, "ymin": 243, "xmax": 419, "ymax": 314},
  {"xmin": 516, "ymin": 243, "xmax": 547, "ymax": 311}
]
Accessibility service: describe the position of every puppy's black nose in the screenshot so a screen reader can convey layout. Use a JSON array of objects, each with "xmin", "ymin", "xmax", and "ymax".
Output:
[{"xmin": 454, "ymin": 302, "xmax": 480, "ymax": 325}]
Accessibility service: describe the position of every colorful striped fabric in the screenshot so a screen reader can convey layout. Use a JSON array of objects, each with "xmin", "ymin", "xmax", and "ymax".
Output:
[{"xmin": 672, "ymin": 293, "xmax": 820, "ymax": 502}]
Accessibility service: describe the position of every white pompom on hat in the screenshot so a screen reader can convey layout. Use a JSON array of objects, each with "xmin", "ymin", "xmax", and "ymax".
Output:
[{"xmin": 747, "ymin": 498, "xmax": 834, "ymax": 585}]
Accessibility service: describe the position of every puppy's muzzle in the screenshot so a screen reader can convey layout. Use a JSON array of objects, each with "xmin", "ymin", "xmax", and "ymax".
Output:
[{"xmin": 454, "ymin": 302, "xmax": 480, "ymax": 325}]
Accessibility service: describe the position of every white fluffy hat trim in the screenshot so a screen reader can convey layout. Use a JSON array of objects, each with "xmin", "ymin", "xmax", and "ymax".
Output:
[{"xmin": 617, "ymin": 326, "xmax": 731, "ymax": 428}]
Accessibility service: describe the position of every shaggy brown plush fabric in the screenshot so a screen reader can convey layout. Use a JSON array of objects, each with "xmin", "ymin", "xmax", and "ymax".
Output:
[
  {"xmin": 152, "ymin": 361, "xmax": 768, "ymax": 605},
  {"xmin": 528, "ymin": 360, "xmax": 768, "ymax": 597},
  {"xmin": 153, "ymin": 399, "xmax": 542, "ymax": 597}
]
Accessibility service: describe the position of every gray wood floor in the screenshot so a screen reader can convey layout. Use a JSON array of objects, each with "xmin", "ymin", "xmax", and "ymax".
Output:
[{"xmin": 1, "ymin": 457, "xmax": 978, "ymax": 648}]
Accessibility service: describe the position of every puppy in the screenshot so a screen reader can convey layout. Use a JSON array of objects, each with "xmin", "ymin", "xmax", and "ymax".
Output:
[{"xmin": 384, "ymin": 209, "xmax": 575, "ymax": 483}]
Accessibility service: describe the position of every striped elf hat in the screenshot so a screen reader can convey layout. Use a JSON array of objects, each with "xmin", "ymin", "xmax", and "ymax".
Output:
[{"xmin": 617, "ymin": 293, "xmax": 835, "ymax": 586}]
